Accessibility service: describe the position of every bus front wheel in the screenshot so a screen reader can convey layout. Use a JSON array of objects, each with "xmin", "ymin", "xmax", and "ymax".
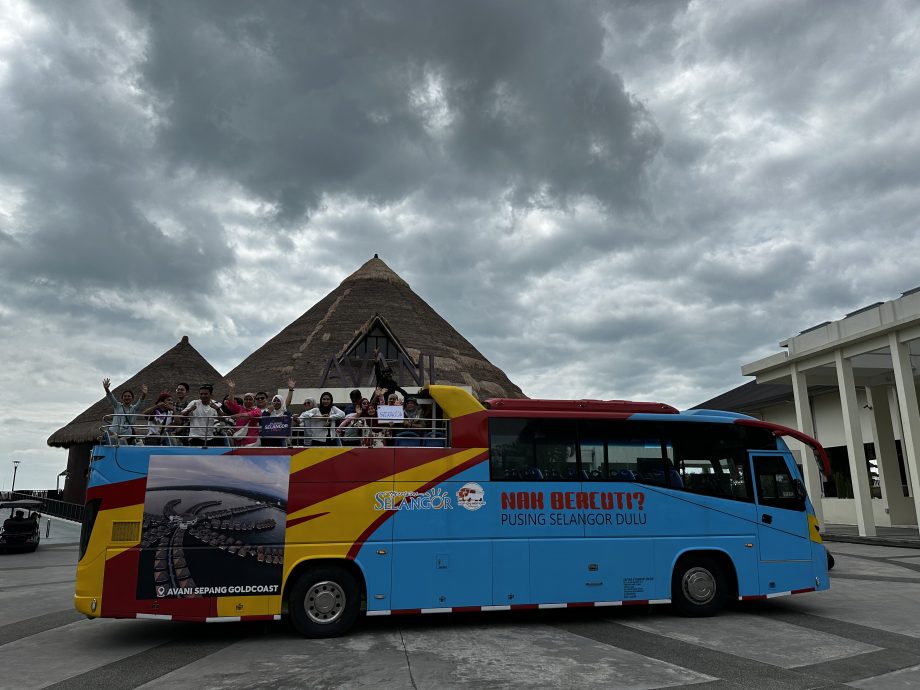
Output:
[
  {"xmin": 289, "ymin": 565, "xmax": 360, "ymax": 638},
  {"xmin": 671, "ymin": 556, "xmax": 727, "ymax": 617}
]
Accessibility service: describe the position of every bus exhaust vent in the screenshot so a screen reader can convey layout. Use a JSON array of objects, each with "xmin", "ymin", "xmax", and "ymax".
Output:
[{"xmin": 111, "ymin": 522, "xmax": 141, "ymax": 542}]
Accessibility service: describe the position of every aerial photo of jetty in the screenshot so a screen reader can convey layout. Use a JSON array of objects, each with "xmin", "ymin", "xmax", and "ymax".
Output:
[{"xmin": 136, "ymin": 454, "xmax": 290, "ymax": 600}]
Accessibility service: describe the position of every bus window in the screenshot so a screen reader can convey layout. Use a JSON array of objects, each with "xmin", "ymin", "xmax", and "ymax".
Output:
[
  {"xmin": 490, "ymin": 419, "xmax": 534, "ymax": 480},
  {"xmin": 578, "ymin": 421, "xmax": 606, "ymax": 480},
  {"xmin": 534, "ymin": 419, "xmax": 578, "ymax": 481},
  {"xmin": 606, "ymin": 422, "xmax": 667, "ymax": 486},
  {"xmin": 669, "ymin": 423, "xmax": 753, "ymax": 502},
  {"xmin": 489, "ymin": 418, "xmax": 579, "ymax": 481},
  {"xmin": 753, "ymin": 454, "xmax": 802, "ymax": 510},
  {"xmin": 741, "ymin": 425, "xmax": 780, "ymax": 451}
]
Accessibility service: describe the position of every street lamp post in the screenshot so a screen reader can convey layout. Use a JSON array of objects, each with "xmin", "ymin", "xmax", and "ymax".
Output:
[{"xmin": 11, "ymin": 460, "xmax": 21, "ymax": 495}]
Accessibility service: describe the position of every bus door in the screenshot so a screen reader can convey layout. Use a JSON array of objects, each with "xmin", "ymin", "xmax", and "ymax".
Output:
[{"xmin": 750, "ymin": 451, "xmax": 811, "ymax": 564}]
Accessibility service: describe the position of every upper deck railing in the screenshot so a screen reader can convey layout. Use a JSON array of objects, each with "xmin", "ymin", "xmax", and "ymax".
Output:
[{"xmin": 99, "ymin": 413, "xmax": 449, "ymax": 448}]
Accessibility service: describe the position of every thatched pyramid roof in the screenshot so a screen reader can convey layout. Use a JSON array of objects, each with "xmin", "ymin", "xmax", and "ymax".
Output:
[
  {"xmin": 224, "ymin": 256, "xmax": 525, "ymax": 400},
  {"xmin": 47, "ymin": 336, "xmax": 223, "ymax": 448}
]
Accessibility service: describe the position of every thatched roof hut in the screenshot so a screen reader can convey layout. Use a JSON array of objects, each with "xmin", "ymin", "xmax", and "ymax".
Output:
[
  {"xmin": 48, "ymin": 258, "xmax": 522, "ymax": 502},
  {"xmin": 48, "ymin": 335, "xmax": 223, "ymax": 448},
  {"xmin": 223, "ymin": 256, "xmax": 525, "ymax": 400}
]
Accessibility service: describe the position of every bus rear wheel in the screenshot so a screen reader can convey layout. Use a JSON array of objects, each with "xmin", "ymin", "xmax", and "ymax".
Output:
[
  {"xmin": 671, "ymin": 555, "xmax": 727, "ymax": 617},
  {"xmin": 289, "ymin": 565, "xmax": 360, "ymax": 638}
]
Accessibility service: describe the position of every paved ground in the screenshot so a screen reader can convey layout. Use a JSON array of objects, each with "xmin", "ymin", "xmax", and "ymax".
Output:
[
  {"xmin": 2, "ymin": 523, "xmax": 920, "ymax": 689},
  {"xmin": 824, "ymin": 523, "xmax": 920, "ymax": 549}
]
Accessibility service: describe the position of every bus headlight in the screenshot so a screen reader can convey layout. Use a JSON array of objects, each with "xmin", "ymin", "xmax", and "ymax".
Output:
[{"xmin": 91, "ymin": 598, "xmax": 97, "ymax": 613}]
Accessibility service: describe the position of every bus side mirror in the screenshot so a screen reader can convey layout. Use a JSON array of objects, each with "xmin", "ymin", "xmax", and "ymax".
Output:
[{"xmin": 794, "ymin": 479, "xmax": 807, "ymax": 502}]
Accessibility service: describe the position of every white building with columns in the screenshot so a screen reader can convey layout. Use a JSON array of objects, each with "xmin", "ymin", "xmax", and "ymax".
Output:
[{"xmin": 700, "ymin": 287, "xmax": 920, "ymax": 536}]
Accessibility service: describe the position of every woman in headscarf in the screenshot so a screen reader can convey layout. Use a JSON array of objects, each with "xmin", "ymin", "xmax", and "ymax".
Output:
[
  {"xmin": 259, "ymin": 380, "xmax": 296, "ymax": 447},
  {"xmin": 361, "ymin": 400, "xmax": 388, "ymax": 448},
  {"xmin": 296, "ymin": 397, "xmax": 319, "ymax": 446},
  {"xmin": 300, "ymin": 391, "xmax": 345, "ymax": 446},
  {"xmin": 392, "ymin": 395, "xmax": 425, "ymax": 446},
  {"xmin": 402, "ymin": 396, "xmax": 422, "ymax": 428},
  {"xmin": 223, "ymin": 379, "xmax": 262, "ymax": 446}
]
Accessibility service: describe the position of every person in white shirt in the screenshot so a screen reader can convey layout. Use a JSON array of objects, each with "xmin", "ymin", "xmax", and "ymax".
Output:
[
  {"xmin": 296, "ymin": 397, "xmax": 322, "ymax": 446},
  {"xmin": 300, "ymin": 391, "xmax": 345, "ymax": 446},
  {"xmin": 181, "ymin": 384, "xmax": 222, "ymax": 446}
]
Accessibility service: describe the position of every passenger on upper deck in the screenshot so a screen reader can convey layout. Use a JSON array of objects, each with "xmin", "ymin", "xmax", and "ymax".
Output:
[
  {"xmin": 343, "ymin": 389, "xmax": 362, "ymax": 415},
  {"xmin": 296, "ymin": 397, "xmax": 319, "ymax": 446},
  {"xmin": 300, "ymin": 391, "xmax": 345, "ymax": 446},
  {"xmin": 181, "ymin": 384, "xmax": 223, "ymax": 446},
  {"xmin": 337, "ymin": 397, "xmax": 370, "ymax": 445},
  {"xmin": 142, "ymin": 392, "xmax": 176, "ymax": 445},
  {"xmin": 103, "ymin": 378, "xmax": 148, "ymax": 443},
  {"xmin": 259, "ymin": 381, "xmax": 295, "ymax": 447},
  {"xmin": 373, "ymin": 347, "xmax": 410, "ymax": 401},
  {"xmin": 171, "ymin": 382, "xmax": 191, "ymax": 443},
  {"xmin": 364, "ymin": 401, "xmax": 387, "ymax": 448},
  {"xmin": 402, "ymin": 396, "xmax": 423, "ymax": 431},
  {"xmin": 223, "ymin": 380, "xmax": 262, "ymax": 446},
  {"xmin": 255, "ymin": 391, "xmax": 270, "ymax": 414},
  {"xmin": 173, "ymin": 383, "xmax": 190, "ymax": 413}
]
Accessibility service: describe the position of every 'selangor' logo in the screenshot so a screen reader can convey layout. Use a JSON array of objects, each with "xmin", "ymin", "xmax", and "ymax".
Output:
[
  {"xmin": 374, "ymin": 487, "xmax": 453, "ymax": 511},
  {"xmin": 456, "ymin": 482, "xmax": 485, "ymax": 511}
]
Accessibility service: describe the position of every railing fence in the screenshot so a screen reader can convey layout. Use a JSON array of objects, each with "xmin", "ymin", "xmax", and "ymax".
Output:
[{"xmin": 4, "ymin": 490, "xmax": 84, "ymax": 523}]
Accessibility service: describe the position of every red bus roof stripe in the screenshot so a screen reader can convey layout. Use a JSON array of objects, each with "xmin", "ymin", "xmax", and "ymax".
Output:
[{"xmin": 486, "ymin": 398, "xmax": 679, "ymax": 414}]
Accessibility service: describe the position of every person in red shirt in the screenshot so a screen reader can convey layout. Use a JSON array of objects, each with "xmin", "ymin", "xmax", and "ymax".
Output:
[{"xmin": 224, "ymin": 379, "xmax": 263, "ymax": 446}]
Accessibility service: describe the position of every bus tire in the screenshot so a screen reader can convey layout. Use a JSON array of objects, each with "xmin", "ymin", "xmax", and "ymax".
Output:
[
  {"xmin": 671, "ymin": 555, "xmax": 727, "ymax": 617},
  {"xmin": 289, "ymin": 565, "xmax": 360, "ymax": 638}
]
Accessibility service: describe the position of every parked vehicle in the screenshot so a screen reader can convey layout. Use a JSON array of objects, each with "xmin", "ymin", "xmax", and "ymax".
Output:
[{"xmin": 0, "ymin": 499, "xmax": 43, "ymax": 553}]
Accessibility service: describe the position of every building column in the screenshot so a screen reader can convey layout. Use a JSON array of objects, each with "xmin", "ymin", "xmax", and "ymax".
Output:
[
  {"xmin": 889, "ymin": 332, "xmax": 920, "ymax": 525},
  {"xmin": 835, "ymin": 350, "xmax": 876, "ymax": 536},
  {"xmin": 888, "ymin": 387, "xmax": 913, "ymax": 497},
  {"xmin": 888, "ymin": 387, "xmax": 914, "ymax": 497},
  {"xmin": 790, "ymin": 364, "xmax": 824, "ymax": 525},
  {"xmin": 867, "ymin": 386, "xmax": 913, "ymax": 525}
]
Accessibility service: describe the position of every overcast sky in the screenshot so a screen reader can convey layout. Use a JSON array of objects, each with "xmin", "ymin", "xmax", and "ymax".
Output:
[{"xmin": 2, "ymin": 0, "xmax": 919, "ymax": 489}]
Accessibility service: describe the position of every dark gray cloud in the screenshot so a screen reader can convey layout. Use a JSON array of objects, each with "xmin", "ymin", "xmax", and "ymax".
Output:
[
  {"xmin": 131, "ymin": 0, "xmax": 660, "ymax": 225},
  {"xmin": 2, "ymin": 0, "xmax": 920, "ymax": 488}
]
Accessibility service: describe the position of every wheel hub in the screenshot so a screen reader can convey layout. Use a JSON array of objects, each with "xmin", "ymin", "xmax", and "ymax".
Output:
[
  {"xmin": 682, "ymin": 566, "xmax": 716, "ymax": 605},
  {"xmin": 305, "ymin": 580, "xmax": 346, "ymax": 624}
]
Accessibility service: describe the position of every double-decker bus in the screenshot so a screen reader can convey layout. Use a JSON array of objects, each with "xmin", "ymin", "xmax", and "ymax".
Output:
[{"xmin": 75, "ymin": 385, "xmax": 830, "ymax": 637}]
